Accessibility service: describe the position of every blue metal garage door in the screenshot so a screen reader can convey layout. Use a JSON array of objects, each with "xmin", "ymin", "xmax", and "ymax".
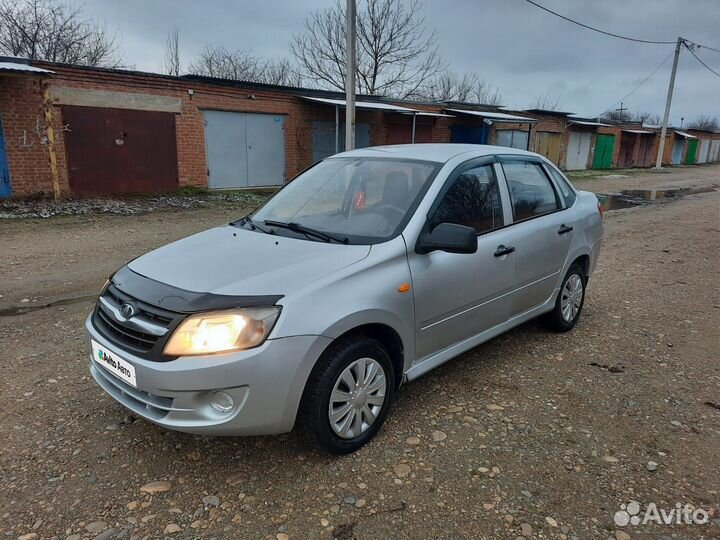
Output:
[
  {"xmin": 204, "ymin": 110, "xmax": 285, "ymax": 189},
  {"xmin": 311, "ymin": 122, "xmax": 370, "ymax": 163},
  {"xmin": 450, "ymin": 124, "xmax": 489, "ymax": 144},
  {"xmin": 0, "ymin": 118, "xmax": 11, "ymax": 198}
]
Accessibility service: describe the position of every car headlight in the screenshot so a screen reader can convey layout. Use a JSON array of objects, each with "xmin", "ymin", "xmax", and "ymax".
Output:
[{"xmin": 163, "ymin": 307, "xmax": 281, "ymax": 356}]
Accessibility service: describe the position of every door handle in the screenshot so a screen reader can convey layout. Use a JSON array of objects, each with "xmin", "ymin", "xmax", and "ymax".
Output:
[
  {"xmin": 494, "ymin": 245, "xmax": 515, "ymax": 257},
  {"xmin": 558, "ymin": 224, "xmax": 574, "ymax": 235}
]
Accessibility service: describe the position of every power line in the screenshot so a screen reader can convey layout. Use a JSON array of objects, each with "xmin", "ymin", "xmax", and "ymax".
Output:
[
  {"xmin": 684, "ymin": 42, "xmax": 720, "ymax": 78},
  {"xmin": 524, "ymin": 0, "xmax": 676, "ymax": 45},
  {"xmin": 598, "ymin": 50, "xmax": 675, "ymax": 117},
  {"xmin": 684, "ymin": 39, "xmax": 720, "ymax": 55}
]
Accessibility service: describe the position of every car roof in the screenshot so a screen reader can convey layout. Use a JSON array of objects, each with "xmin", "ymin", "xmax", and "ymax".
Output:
[{"xmin": 330, "ymin": 143, "xmax": 538, "ymax": 163}]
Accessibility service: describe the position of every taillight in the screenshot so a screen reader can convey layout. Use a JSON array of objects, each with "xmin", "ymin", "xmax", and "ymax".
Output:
[{"xmin": 597, "ymin": 201, "xmax": 604, "ymax": 220}]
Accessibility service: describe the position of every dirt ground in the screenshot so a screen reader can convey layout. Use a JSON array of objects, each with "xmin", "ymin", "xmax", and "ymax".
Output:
[{"xmin": 1, "ymin": 164, "xmax": 719, "ymax": 540}]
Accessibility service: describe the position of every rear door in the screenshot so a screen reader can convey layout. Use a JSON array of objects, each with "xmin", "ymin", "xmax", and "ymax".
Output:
[
  {"xmin": 496, "ymin": 157, "xmax": 574, "ymax": 316},
  {"xmin": 407, "ymin": 158, "xmax": 516, "ymax": 360}
]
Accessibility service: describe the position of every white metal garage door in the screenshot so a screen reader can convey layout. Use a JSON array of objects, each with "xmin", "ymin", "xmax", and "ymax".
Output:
[
  {"xmin": 671, "ymin": 139, "xmax": 684, "ymax": 165},
  {"xmin": 204, "ymin": 110, "xmax": 285, "ymax": 189},
  {"xmin": 697, "ymin": 139, "xmax": 710, "ymax": 164},
  {"xmin": 565, "ymin": 131, "xmax": 592, "ymax": 170},
  {"xmin": 711, "ymin": 141, "xmax": 720, "ymax": 163}
]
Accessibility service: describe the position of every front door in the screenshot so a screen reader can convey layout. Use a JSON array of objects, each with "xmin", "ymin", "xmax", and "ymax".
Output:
[
  {"xmin": 407, "ymin": 159, "xmax": 515, "ymax": 361},
  {"xmin": 0, "ymin": 118, "xmax": 11, "ymax": 198},
  {"xmin": 497, "ymin": 158, "xmax": 574, "ymax": 316}
]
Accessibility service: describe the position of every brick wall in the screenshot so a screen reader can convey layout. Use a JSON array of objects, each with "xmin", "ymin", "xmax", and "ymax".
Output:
[
  {"xmin": 3, "ymin": 62, "xmax": 714, "ymax": 198},
  {"xmin": 0, "ymin": 74, "xmax": 54, "ymax": 196}
]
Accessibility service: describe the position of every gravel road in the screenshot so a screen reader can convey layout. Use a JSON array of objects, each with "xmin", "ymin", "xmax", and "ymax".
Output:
[{"xmin": 1, "ymin": 165, "xmax": 719, "ymax": 540}]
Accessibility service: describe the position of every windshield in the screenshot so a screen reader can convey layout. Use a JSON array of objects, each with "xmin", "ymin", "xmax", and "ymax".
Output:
[{"xmin": 249, "ymin": 157, "xmax": 441, "ymax": 244}]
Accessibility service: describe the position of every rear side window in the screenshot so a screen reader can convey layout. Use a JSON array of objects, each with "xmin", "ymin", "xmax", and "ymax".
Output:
[
  {"xmin": 546, "ymin": 166, "xmax": 577, "ymax": 207},
  {"xmin": 430, "ymin": 164, "xmax": 503, "ymax": 235},
  {"xmin": 502, "ymin": 161, "xmax": 559, "ymax": 221}
]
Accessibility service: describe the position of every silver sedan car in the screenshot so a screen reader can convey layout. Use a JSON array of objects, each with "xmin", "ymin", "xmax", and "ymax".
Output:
[{"xmin": 86, "ymin": 144, "xmax": 603, "ymax": 453}]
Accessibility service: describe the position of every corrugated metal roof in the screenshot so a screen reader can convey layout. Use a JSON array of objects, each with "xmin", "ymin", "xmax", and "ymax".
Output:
[
  {"xmin": 302, "ymin": 96, "xmax": 417, "ymax": 112},
  {"xmin": 622, "ymin": 129, "xmax": 655, "ymax": 134},
  {"xmin": 569, "ymin": 120, "xmax": 612, "ymax": 127},
  {"xmin": 0, "ymin": 61, "xmax": 54, "ymax": 75},
  {"xmin": 403, "ymin": 111, "xmax": 455, "ymax": 118},
  {"xmin": 674, "ymin": 130, "xmax": 697, "ymax": 139},
  {"xmin": 445, "ymin": 109, "xmax": 537, "ymax": 123}
]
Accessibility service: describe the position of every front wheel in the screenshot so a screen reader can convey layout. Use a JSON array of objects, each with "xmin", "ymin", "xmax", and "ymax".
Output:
[
  {"xmin": 542, "ymin": 263, "xmax": 586, "ymax": 332},
  {"xmin": 300, "ymin": 337, "xmax": 395, "ymax": 454}
]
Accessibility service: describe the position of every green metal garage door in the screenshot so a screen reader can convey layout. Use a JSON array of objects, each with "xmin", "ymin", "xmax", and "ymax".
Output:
[
  {"xmin": 592, "ymin": 134, "xmax": 615, "ymax": 169},
  {"xmin": 684, "ymin": 139, "xmax": 698, "ymax": 164}
]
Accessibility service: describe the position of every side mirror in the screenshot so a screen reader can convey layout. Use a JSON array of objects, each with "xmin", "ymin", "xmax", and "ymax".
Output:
[{"xmin": 416, "ymin": 223, "xmax": 478, "ymax": 255}]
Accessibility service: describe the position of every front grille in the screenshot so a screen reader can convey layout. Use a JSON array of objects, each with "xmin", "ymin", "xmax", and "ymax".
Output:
[
  {"xmin": 95, "ymin": 308, "xmax": 157, "ymax": 351},
  {"xmin": 91, "ymin": 284, "xmax": 184, "ymax": 361}
]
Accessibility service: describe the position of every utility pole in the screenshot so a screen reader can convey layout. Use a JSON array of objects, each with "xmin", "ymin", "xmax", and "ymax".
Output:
[
  {"xmin": 655, "ymin": 37, "xmax": 682, "ymax": 169},
  {"xmin": 345, "ymin": 0, "xmax": 356, "ymax": 151}
]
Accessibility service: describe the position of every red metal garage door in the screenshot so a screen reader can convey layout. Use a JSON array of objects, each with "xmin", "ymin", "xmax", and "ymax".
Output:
[
  {"xmin": 62, "ymin": 105, "xmax": 178, "ymax": 194},
  {"xmin": 386, "ymin": 122, "xmax": 432, "ymax": 144}
]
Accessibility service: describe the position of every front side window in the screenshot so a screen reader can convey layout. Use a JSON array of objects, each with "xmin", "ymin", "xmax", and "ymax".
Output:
[
  {"xmin": 429, "ymin": 164, "xmax": 503, "ymax": 235},
  {"xmin": 249, "ymin": 157, "xmax": 440, "ymax": 244},
  {"xmin": 502, "ymin": 161, "xmax": 559, "ymax": 221}
]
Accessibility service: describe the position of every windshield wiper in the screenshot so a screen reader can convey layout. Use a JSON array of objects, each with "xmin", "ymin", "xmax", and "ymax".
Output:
[
  {"xmin": 264, "ymin": 220, "xmax": 348, "ymax": 244},
  {"xmin": 232, "ymin": 215, "xmax": 273, "ymax": 235}
]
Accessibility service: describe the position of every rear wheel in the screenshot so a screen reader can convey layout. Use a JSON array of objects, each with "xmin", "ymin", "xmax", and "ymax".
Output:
[
  {"xmin": 300, "ymin": 337, "xmax": 395, "ymax": 454},
  {"xmin": 543, "ymin": 263, "xmax": 586, "ymax": 332}
]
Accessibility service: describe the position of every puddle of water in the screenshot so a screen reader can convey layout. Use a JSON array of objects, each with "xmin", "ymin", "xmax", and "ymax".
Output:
[{"xmin": 598, "ymin": 185, "xmax": 718, "ymax": 212}]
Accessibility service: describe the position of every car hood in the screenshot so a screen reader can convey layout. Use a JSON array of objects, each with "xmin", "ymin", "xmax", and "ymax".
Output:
[{"xmin": 128, "ymin": 225, "xmax": 371, "ymax": 297}]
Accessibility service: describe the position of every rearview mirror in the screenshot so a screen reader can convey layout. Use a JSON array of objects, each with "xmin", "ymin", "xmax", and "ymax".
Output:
[{"xmin": 415, "ymin": 223, "xmax": 478, "ymax": 254}]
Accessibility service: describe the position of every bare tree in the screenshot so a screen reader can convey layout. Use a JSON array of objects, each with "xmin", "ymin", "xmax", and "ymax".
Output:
[
  {"xmin": 262, "ymin": 58, "xmax": 304, "ymax": 87},
  {"xmin": 600, "ymin": 109, "xmax": 634, "ymax": 123},
  {"xmin": 162, "ymin": 26, "xmax": 180, "ymax": 76},
  {"xmin": 635, "ymin": 111, "xmax": 661, "ymax": 125},
  {"xmin": 687, "ymin": 114, "xmax": 719, "ymax": 132},
  {"xmin": 0, "ymin": 0, "xmax": 121, "ymax": 67},
  {"xmin": 189, "ymin": 45, "xmax": 263, "ymax": 80},
  {"xmin": 472, "ymin": 79, "xmax": 503, "ymax": 106},
  {"xmin": 420, "ymin": 72, "xmax": 476, "ymax": 101},
  {"xmin": 189, "ymin": 45, "xmax": 302, "ymax": 86},
  {"xmin": 291, "ymin": 0, "xmax": 444, "ymax": 98},
  {"xmin": 530, "ymin": 92, "xmax": 562, "ymax": 111},
  {"xmin": 418, "ymin": 71, "xmax": 503, "ymax": 105}
]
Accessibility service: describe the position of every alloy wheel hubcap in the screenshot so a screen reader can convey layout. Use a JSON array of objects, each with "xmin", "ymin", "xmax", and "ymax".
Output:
[
  {"xmin": 328, "ymin": 357, "xmax": 386, "ymax": 439},
  {"xmin": 561, "ymin": 273, "xmax": 584, "ymax": 322}
]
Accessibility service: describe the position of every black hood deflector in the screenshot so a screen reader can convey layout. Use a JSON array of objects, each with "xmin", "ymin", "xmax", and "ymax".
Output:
[{"xmin": 112, "ymin": 265, "xmax": 283, "ymax": 314}]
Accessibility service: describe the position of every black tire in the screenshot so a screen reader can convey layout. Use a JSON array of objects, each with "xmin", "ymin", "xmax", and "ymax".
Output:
[
  {"xmin": 300, "ymin": 336, "xmax": 395, "ymax": 454},
  {"xmin": 542, "ymin": 263, "xmax": 587, "ymax": 332}
]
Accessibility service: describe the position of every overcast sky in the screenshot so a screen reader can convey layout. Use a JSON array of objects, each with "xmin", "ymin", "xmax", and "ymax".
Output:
[{"xmin": 81, "ymin": 0, "xmax": 719, "ymax": 123}]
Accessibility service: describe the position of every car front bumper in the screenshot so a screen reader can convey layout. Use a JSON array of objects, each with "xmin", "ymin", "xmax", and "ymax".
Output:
[{"xmin": 85, "ymin": 315, "xmax": 331, "ymax": 436}]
